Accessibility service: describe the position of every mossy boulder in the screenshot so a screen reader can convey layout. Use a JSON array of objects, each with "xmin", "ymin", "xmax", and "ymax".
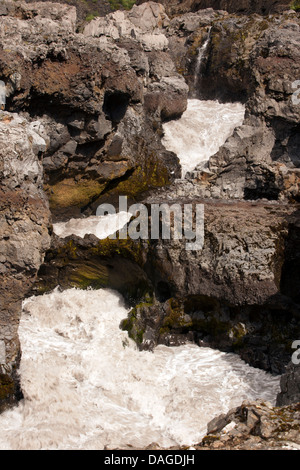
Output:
[
  {"xmin": 45, "ymin": 178, "xmax": 107, "ymax": 218},
  {"xmin": 33, "ymin": 234, "xmax": 153, "ymax": 305}
]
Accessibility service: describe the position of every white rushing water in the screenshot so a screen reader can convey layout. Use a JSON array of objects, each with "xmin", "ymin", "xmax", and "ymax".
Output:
[
  {"xmin": 53, "ymin": 211, "xmax": 132, "ymax": 239},
  {"xmin": 0, "ymin": 288, "xmax": 280, "ymax": 450},
  {"xmin": 0, "ymin": 96, "xmax": 275, "ymax": 450},
  {"xmin": 53, "ymin": 98, "xmax": 245, "ymax": 239},
  {"xmin": 162, "ymin": 99, "xmax": 245, "ymax": 177},
  {"xmin": 193, "ymin": 28, "xmax": 212, "ymax": 94}
]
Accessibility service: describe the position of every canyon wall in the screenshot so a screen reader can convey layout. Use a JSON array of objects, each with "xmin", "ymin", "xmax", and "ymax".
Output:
[{"xmin": 0, "ymin": 0, "xmax": 299, "ymax": 425}]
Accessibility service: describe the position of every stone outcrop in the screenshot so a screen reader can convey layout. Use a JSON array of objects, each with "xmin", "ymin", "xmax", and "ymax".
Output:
[
  {"xmin": 0, "ymin": 111, "xmax": 51, "ymax": 411},
  {"xmin": 33, "ymin": 198, "xmax": 300, "ymax": 374},
  {"xmin": 31, "ymin": 232, "xmax": 153, "ymax": 305},
  {"xmin": 197, "ymin": 400, "xmax": 300, "ymax": 450},
  {"xmin": 0, "ymin": 1, "xmax": 187, "ymax": 221},
  {"xmin": 137, "ymin": 0, "xmax": 294, "ymax": 17},
  {"xmin": 125, "ymin": 201, "xmax": 300, "ymax": 375},
  {"xmin": 24, "ymin": 0, "xmax": 113, "ymax": 27}
]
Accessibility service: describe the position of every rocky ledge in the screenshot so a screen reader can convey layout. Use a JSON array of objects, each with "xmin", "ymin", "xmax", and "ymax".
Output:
[
  {"xmin": 137, "ymin": 0, "xmax": 294, "ymax": 17},
  {"xmin": 33, "ymin": 198, "xmax": 300, "ymax": 376}
]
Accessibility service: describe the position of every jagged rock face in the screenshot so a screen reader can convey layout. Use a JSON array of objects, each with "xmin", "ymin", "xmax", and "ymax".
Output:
[
  {"xmin": 0, "ymin": 111, "xmax": 51, "ymax": 411},
  {"xmin": 137, "ymin": 0, "xmax": 293, "ymax": 16},
  {"xmin": 33, "ymin": 198, "xmax": 300, "ymax": 374},
  {"xmin": 197, "ymin": 400, "xmax": 300, "ymax": 450},
  {"xmin": 197, "ymin": 13, "xmax": 300, "ymax": 202},
  {"xmin": 161, "ymin": 9, "xmax": 300, "ymax": 203},
  {"xmin": 24, "ymin": 0, "xmax": 113, "ymax": 26},
  {"xmin": 0, "ymin": 1, "xmax": 187, "ymax": 221}
]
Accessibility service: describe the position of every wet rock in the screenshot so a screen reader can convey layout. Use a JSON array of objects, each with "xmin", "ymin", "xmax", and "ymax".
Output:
[
  {"xmin": 144, "ymin": 76, "xmax": 189, "ymax": 121},
  {"xmin": 35, "ymin": 198, "xmax": 300, "ymax": 373},
  {"xmin": 31, "ymin": 233, "xmax": 153, "ymax": 306}
]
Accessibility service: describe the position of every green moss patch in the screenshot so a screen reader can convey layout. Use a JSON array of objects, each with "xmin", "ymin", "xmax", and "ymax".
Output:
[
  {"xmin": 46, "ymin": 178, "xmax": 106, "ymax": 211},
  {"xmin": 290, "ymin": 0, "xmax": 300, "ymax": 11}
]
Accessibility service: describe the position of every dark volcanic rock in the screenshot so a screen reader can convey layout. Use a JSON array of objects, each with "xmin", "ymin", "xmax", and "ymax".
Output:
[
  {"xmin": 0, "ymin": 1, "xmax": 186, "ymax": 220},
  {"xmin": 1, "ymin": 0, "xmax": 300, "ymax": 444},
  {"xmin": 162, "ymin": 9, "xmax": 300, "ymax": 203},
  {"xmin": 277, "ymin": 362, "xmax": 300, "ymax": 406},
  {"xmin": 122, "ymin": 199, "xmax": 300, "ymax": 374}
]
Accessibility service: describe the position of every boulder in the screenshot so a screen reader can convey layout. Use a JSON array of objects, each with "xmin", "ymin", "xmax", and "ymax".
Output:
[{"xmin": 198, "ymin": 400, "xmax": 300, "ymax": 450}]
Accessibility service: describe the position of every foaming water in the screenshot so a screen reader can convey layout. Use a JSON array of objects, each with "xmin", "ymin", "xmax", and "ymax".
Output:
[
  {"xmin": 0, "ymin": 288, "xmax": 280, "ymax": 450},
  {"xmin": 162, "ymin": 99, "xmax": 245, "ymax": 177},
  {"xmin": 53, "ymin": 212, "xmax": 132, "ymax": 239}
]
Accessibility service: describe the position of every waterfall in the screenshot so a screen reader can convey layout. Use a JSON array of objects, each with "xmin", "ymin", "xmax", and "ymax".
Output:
[
  {"xmin": 193, "ymin": 27, "xmax": 212, "ymax": 97},
  {"xmin": 162, "ymin": 99, "xmax": 245, "ymax": 178},
  {"xmin": 161, "ymin": 26, "xmax": 245, "ymax": 179}
]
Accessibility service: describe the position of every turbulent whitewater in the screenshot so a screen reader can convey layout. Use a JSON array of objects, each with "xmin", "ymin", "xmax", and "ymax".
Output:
[
  {"xmin": 53, "ymin": 212, "xmax": 132, "ymax": 239},
  {"xmin": 0, "ymin": 288, "xmax": 280, "ymax": 450},
  {"xmin": 162, "ymin": 99, "xmax": 245, "ymax": 177},
  {"xmin": 0, "ymin": 98, "xmax": 275, "ymax": 451}
]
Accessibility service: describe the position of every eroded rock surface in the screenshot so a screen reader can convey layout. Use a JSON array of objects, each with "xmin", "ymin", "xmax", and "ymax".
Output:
[
  {"xmin": 0, "ymin": 111, "xmax": 51, "ymax": 411},
  {"xmin": 198, "ymin": 400, "xmax": 300, "ymax": 450},
  {"xmin": 137, "ymin": 0, "xmax": 294, "ymax": 17},
  {"xmin": 0, "ymin": 1, "xmax": 187, "ymax": 221}
]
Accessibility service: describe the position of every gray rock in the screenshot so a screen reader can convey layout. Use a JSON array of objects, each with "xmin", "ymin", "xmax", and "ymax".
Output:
[
  {"xmin": 199, "ymin": 400, "xmax": 300, "ymax": 450},
  {"xmin": 277, "ymin": 362, "xmax": 300, "ymax": 406}
]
